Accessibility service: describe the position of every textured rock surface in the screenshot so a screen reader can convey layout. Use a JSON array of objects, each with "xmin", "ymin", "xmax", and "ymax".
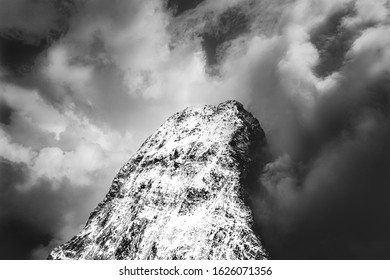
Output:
[{"xmin": 48, "ymin": 100, "xmax": 268, "ymax": 260}]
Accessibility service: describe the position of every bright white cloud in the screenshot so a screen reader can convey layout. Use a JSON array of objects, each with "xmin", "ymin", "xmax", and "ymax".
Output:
[
  {"xmin": 0, "ymin": 84, "xmax": 67, "ymax": 139},
  {"xmin": 0, "ymin": 129, "xmax": 36, "ymax": 163},
  {"xmin": 0, "ymin": 83, "xmax": 134, "ymax": 190},
  {"xmin": 347, "ymin": 25, "xmax": 390, "ymax": 78},
  {"xmin": 43, "ymin": 45, "xmax": 94, "ymax": 105}
]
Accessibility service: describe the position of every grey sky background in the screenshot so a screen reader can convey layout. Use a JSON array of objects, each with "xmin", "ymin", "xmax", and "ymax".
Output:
[{"xmin": 1, "ymin": 0, "xmax": 390, "ymax": 259}]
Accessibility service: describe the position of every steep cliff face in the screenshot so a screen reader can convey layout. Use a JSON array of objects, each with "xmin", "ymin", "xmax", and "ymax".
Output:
[{"xmin": 48, "ymin": 100, "xmax": 268, "ymax": 260}]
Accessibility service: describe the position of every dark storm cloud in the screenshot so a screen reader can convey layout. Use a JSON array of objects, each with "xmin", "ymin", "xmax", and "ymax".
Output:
[
  {"xmin": 243, "ymin": 0, "xmax": 390, "ymax": 259},
  {"xmin": 310, "ymin": 1, "xmax": 387, "ymax": 79},
  {"xmin": 165, "ymin": 0, "xmax": 205, "ymax": 16},
  {"xmin": 0, "ymin": 34, "xmax": 48, "ymax": 75},
  {"xmin": 201, "ymin": 6, "xmax": 249, "ymax": 73},
  {"xmin": 251, "ymin": 75, "xmax": 390, "ymax": 259},
  {"xmin": 0, "ymin": 0, "xmax": 73, "ymax": 76},
  {"xmin": 0, "ymin": 99, "xmax": 14, "ymax": 125},
  {"xmin": 0, "ymin": 159, "xmax": 109, "ymax": 259},
  {"xmin": 310, "ymin": 3, "xmax": 357, "ymax": 77},
  {"xmin": 298, "ymin": 123, "xmax": 390, "ymax": 259},
  {"xmin": 0, "ymin": 0, "xmax": 73, "ymax": 34}
]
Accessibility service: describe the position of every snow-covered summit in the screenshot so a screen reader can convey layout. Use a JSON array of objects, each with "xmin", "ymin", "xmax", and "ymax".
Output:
[{"xmin": 48, "ymin": 100, "xmax": 268, "ymax": 260}]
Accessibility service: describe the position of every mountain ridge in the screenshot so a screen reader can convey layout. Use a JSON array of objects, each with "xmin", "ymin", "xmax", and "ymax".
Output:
[{"xmin": 48, "ymin": 100, "xmax": 269, "ymax": 260}]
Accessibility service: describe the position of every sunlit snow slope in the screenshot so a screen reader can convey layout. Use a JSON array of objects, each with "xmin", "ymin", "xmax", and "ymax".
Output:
[{"xmin": 48, "ymin": 100, "xmax": 268, "ymax": 260}]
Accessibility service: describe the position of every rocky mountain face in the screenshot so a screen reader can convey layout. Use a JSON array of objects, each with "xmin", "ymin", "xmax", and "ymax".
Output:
[{"xmin": 48, "ymin": 100, "xmax": 269, "ymax": 260}]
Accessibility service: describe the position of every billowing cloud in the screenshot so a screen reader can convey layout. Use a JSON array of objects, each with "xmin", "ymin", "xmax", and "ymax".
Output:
[{"xmin": 241, "ymin": 0, "xmax": 390, "ymax": 259}]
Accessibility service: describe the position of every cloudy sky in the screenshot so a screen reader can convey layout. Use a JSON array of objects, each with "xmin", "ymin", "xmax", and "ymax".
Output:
[{"xmin": 1, "ymin": 0, "xmax": 390, "ymax": 259}]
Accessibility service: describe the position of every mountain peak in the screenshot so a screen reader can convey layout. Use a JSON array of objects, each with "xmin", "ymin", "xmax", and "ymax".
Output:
[
  {"xmin": 217, "ymin": 99, "xmax": 244, "ymax": 109},
  {"xmin": 48, "ymin": 100, "xmax": 268, "ymax": 260}
]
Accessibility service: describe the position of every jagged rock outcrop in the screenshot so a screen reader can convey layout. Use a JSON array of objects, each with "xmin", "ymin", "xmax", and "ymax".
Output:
[{"xmin": 48, "ymin": 100, "xmax": 268, "ymax": 260}]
